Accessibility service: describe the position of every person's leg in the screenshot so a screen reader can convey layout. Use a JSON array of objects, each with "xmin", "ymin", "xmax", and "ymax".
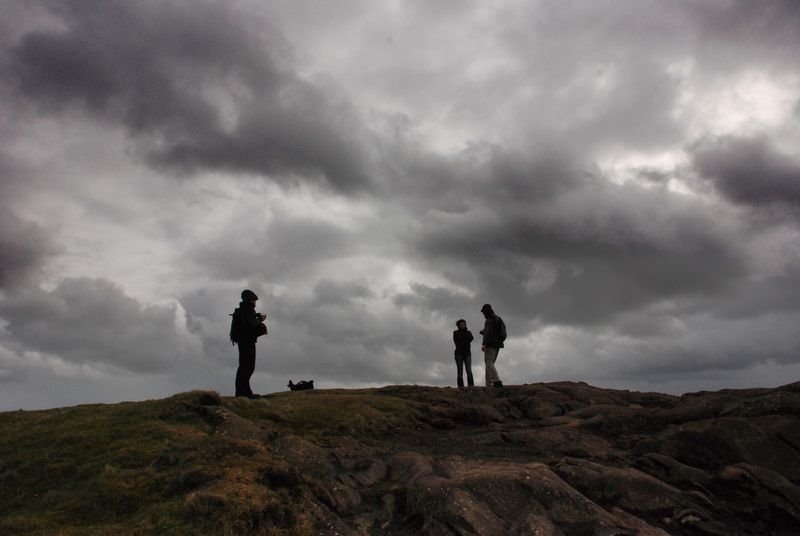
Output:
[
  {"xmin": 235, "ymin": 341, "xmax": 256, "ymax": 396},
  {"xmin": 455, "ymin": 355, "xmax": 465, "ymax": 388},
  {"xmin": 492, "ymin": 348, "xmax": 502, "ymax": 386},
  {"xmin": 464, "ymin": 353, "xmax": 474, "ymax": 387},
  {"xmin": 484, "ymin": 347, "xmax": 499, "ymax": 386}
]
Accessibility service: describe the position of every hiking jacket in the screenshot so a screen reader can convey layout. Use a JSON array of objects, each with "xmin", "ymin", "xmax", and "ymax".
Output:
[
  {"xmin": 453, "ymin": 328, "xmax": 474, "ymax": 356},
  {"xmin": 482, "ymin": 314, "xmax": 504, "ymax": 349},
  {"xmin": 238, "ymin": 301, "xmax": 266, "ymax": 343}
]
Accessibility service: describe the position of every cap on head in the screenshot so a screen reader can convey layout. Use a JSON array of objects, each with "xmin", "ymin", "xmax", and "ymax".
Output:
[
  {"xmin": 480, "ymin": 303, "xmax": 493, "ymax": 313},
  {"xmin": 241, "ymin": 289, "xmax": 259, "ymax": 301}
]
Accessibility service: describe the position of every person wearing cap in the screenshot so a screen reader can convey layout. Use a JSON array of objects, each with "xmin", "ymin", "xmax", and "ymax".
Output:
[
  {"xmin": 453, "ymin": 319, "xmax": 475, "ymax": 389},
  {"xmin": 479, "ymin": 303, "xmax": 504, "ymax": 388},
  {"xmin": 235, "ymin": 289, "xmax": 268, "ymax": 398}
]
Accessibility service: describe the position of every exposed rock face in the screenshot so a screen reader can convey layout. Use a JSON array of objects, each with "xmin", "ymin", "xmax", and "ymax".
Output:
[{"xmin": 248, "ymin": 382, "xmax": 800, "ymax": 535}]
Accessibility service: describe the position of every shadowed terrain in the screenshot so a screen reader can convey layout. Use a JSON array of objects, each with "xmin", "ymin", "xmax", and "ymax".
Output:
[{"xmin": 2, "ymin": 381, "xmax": 800, "ymax": 535}]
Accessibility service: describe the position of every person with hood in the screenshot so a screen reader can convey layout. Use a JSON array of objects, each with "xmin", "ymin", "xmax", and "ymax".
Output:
[
  {"xmin": 452, "ymin": 319, "xmax": 475, "ymax": 388},
  {"xmin": 234, "ymin": 289, "xmax": 268, "ymax": 398},
  {"xmin": 479, "ymin": 303, "xmax": 504, "ymax": 388}
]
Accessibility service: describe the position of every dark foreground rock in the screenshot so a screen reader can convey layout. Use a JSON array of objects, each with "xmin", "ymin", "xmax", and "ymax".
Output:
[{"xmin": 2, "ymin": 381, "xmax": 800, "ymax": 535}]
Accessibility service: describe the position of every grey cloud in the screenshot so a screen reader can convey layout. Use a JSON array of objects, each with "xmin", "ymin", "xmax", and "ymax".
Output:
[
  {"xmin": 527, "ymin": 311, "xmax": 800, "ymax": 385},
  {"xmin": 0, "ymin": 208, "xmax": 60, "ymax": 290},
  {"xmin": 547, "ymin": 57, "xmax": 684, "ymax": 152},
  {"xmin": 688, "ymin": 0, "xmax": 800, "ymax": 59},
  {"xmin": 691, "ymin": 136, "xmax": 800, "ymax": 208},
  {"xmin": 404, "ymin": 0, "xmax": 800, "ymax": 158},
  {"xmin": 384, "ymin": 142, "xmax": 588, "ymax": 218},
  {"xmin": 0, "ymin": 347, "xmax": 27, "ymax": 384},
  {"xmin": 189, "ymin": 213, "xmax": 355, "ymax": 283},
  {"xmin": 409, "ymin": 152, "xmax": 746, "ymax": 325},
  {"xmin": 0, "ymin": 277, "xmax": 194, "ymax": 372},
  {"xmin": 232, "ymin": 285, "xmax": 449, "ymax": 384},
  {"xmin": 713, "ymin": 272, "xmax": 800, "ymax": 320},
  {"xmin": 3, "ymin": 0, "xmax": 800, "ymax": 408},
  {"xmin": 177, "ymin": 279, "xmax": 453, "ymax": 387},
  {"xmin": 313, "ymin": 279, "xmax": 372, "ymax": 307},
  {"xmin": 452, "ymin": 3, "xmax": 691, "ymax": 153},
  {"xmin": 393, "ymin": 283, "xmax": 475, "ymax": 322},
  {"xmin": 636, "ymin": 168, "xmax": 671, "ymax": 185},
  {"xmin": 2, "ymin": 0, "xmax": 371, "ymax": 192},
  {"xmin": 613, "ymin": 314, "xmax": 800, "ymax": 379}
]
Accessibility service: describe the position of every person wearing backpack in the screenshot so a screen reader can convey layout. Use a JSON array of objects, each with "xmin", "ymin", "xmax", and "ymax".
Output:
[
  {"xmin": 230, "ymin": 289, "xmax": 268, "ymax": 398},
  {"xmin": 453, "ymin": 319, "xmax": 475, "ymax": 389},
  {"xmin": 479, "ymin": 303, "xmax": 506, "ymax": 388}
]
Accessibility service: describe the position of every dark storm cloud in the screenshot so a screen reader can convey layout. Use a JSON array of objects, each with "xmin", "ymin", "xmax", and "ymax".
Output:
[
  {"xmin": 405, "ymin": 150, "xmax": 746, "ymax": 325},
  {"xmin": 384, "ymin": 141, "xmax": 586, "ymax": 217},
  {"xmin": 1, "ymin": 0, "xmax": 371, "ymax": 192},
  {"xmin": 0, "ymin": 208, "xmax": 60, "ymax": 291},
  {"xmin": 712, "ymin": 272, "xmax": 800, "ymax": 320},
  {"xmin": 691, "ymin": 136, "xmax": 800, "ymax": 208},
  {"xmin": 0, "ymin": 277, "xmax": 192, "ymax": 372},
  {"xmin": 689, "ymin": 0, "xmax": 800, "ymax": 55}
]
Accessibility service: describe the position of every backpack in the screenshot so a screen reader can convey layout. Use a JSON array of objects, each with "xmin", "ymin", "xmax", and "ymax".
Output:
[
  {"xmin": 230, "ymin": 308, "xmax": 268, "ymax": 344},
  {"xmin": 229, "ymin": 308, "xmax": 242, "ymax": 345},
  {"xmin": 496, "ymin": 316, "xmax": 507, "ymax": 343}
]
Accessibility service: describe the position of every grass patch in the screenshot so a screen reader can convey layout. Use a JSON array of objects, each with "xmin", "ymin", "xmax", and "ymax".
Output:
[
  {"xmin": 0, "ymin": 389, "xmax": 430, "ymax": 534},
  {"xmin": 227, "ymin": 389, "xmax": 424, "ymax": 436},
  {"xmin": 0, "ymin": 391, "xmax": 316, "ymax": 534}
]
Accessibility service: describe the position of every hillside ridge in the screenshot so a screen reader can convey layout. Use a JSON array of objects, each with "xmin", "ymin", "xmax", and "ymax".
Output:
[{"xmin": 2, "ymin": 381, "xmax": 800, "ymax": 535}]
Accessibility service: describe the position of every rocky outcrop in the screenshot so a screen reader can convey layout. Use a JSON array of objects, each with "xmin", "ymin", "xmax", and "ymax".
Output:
[
  {"xmin": 211, "ymin": 381, "xmax": 800, "ymax": 535},
  {"xmin": 3, "ymin": 382, "xmax": 800, "ymax": 535}
]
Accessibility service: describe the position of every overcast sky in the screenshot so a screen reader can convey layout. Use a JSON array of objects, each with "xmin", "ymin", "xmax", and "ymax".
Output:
[{"xmin": 2, "ymin": 0, "xmax": 800, "ymax": 410}]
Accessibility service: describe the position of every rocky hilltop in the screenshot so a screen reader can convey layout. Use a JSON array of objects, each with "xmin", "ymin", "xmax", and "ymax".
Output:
[{"xmin": 2, "ymin": 382, "xmax": 800, "ymax": 535}]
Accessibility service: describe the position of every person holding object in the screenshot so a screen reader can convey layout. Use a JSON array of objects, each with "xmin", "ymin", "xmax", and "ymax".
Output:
[
  {"xmin": 453, "ymin": 319, "xmax": 475, "ymax": 389},
  {"xmin": 231, "ymin": 289, "xmax": 268, "ymax": 398},
  {"xmin": 479, "ymin": 303, "xmax": 506, "ymax": 388}
]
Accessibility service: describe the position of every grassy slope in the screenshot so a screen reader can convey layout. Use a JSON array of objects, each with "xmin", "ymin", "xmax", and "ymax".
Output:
[{"xmin": 0, "ymin": 390, "xmax": 421, "ymax": 535}]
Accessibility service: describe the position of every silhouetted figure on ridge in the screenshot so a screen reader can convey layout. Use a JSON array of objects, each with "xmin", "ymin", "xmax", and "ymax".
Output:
[
  {"xmin": 230, "ymin": 289, "xmax": 268, "ymax": 399},
  {"xmin": 453, "ymin": 319, "xmax": 475, "ymax": 389},
  {"xmin": 479, "ymin": 303, "xmax": 506, "ymax": 388}
]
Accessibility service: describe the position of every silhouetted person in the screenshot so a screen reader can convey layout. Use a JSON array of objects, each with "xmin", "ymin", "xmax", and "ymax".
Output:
[
  {"xmin": 453, "ymin": 319, "xmax": 475, "ymax": 388},
  {"xmin": 233, "ymin": 289, "xmax": 267, "ymax": 398},
  {"xmin": 479, "ymin": 303, "xmax": 505, "ymax": 387}
]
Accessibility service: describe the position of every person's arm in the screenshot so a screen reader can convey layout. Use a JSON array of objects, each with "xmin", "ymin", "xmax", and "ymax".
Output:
[
  {"xmin": 242, "ymin": 308, "xmax": 264, "ymax": 328},
  {"xmin": 467, "ymin": 330, "xmax": 473, "ymax": 343}
]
